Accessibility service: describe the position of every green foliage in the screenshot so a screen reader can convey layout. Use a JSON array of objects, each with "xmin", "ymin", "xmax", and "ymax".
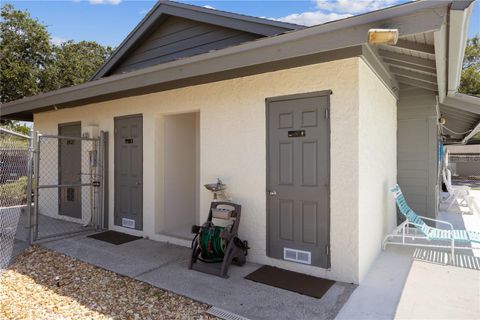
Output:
[
  {"xmin": 44, "ymin": 41, "xmax": 113, "ymax": 92},
  {"xmin": 0, "ymin": 121, "xmax": 30, "ymax": 135},
  {"xmin": 0, "ymin": 4, "xmax": 52, "ymax": 103},
  {"xmin": 0, "ymin": 176, "xmax": 28, "ymax": 206},
  {"xmin": 459, "ymin": 35, "xmax": 480, "ymax": 96},
  {"xmin": 0, "ymin": 4, "xmax": 113, "ymax": 103}
]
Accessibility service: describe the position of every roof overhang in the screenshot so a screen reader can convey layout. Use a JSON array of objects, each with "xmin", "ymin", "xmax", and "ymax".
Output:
[
  {"xmin": 437, "ymin": 1, "xmax": 480, "ymax": 144},
  {"xmin": 440, "ymin": 93, "xmax": 480, "ymax": 144},
  {"xmin": 0, "ymin": 0, "xmax": 469, "ymax": 122}
]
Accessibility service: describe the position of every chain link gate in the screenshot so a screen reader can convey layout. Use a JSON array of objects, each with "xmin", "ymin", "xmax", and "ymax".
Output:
[
  {"xmin": 0, "ymin": 128, "xmax": 32, "ymax": 273},
  {"xmin": 31, "ymin": 132, "xmax": 106, "ymax": 242}
]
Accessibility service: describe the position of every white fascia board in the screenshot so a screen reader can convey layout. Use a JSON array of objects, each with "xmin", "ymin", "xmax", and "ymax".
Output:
[
  {"xmin": 434, "ymin": 21, "xmax": 448, "ymax": 102},
  {"xmin": 447, "ymin": 4, "xmax": 474, "ymax": 96}
]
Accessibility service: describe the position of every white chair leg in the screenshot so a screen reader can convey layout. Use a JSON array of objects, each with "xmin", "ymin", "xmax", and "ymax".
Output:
[
  {"xmin": 382, "ymin": 236, "xmax": 388, "ymax": 250},
  {"xmin": 465, "ymin": 195, "xmax": 475, "ymax": 213},
  {"xmin": 447, "ymin": 196, "xmax": 457, "ymax": 210},
  {"xmin": 450, "ymin": 238, "xmax": 455, "ymax": 265}
]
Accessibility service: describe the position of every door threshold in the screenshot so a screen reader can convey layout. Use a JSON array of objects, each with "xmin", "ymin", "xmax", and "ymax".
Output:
[
  {"xmin": 160, "ymin": 231, "xmax": 194, "ymax": 241},
  {"xmin": 152, "ymin": 233, "xmax": 192, "ymax": 248}
]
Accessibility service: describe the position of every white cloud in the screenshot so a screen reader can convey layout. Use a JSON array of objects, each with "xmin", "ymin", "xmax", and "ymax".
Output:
[
  {"xmin": 89, "ymin": 0, "xmax": 122, "ymax": 5},
  {"xmin": 51, "ymin": 36, "xmax": 67, "ymax": 45},
  {"xmin": 277, "ymin": 11, "xmax": 351, "ymax": 26},
  {"xmin": 276, "ymin": 0, "xmax": 406, "ymax": 26},
  {"xmin": 316, "ymin": 0, "xmax": 402, "ymax": 14},
  {"xmin": 203, "ymin": 5, "xmax": 215, "ymax": 10}
]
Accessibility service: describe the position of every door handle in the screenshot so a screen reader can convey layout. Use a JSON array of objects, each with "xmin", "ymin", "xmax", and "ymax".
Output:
[
  {"xmin": 136, "ymin": 181, "xmax": 142, "ymax": 186},
  {"xmin": 269, "ymin": 190, "xmax": 277, "ymax": 196}
]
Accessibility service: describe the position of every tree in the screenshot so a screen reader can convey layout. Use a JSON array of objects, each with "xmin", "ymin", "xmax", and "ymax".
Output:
[
  {"xmin": 0, "ymin": 4, "xmax": 113, "ymax": 134},
  {"xmin": 0, "ymin": 4, "xmax": 113, "ymax": 104},
  {"xmin": 0, "ymin": 4, "xmax": 53, "ymax": 103},
  {"xmin": 44, "ymin": 41, "xmax": 113, "ymax": 92},
  {"xmin": 458, "ymin": 35, "xmax": 480, "ymax": 96},
  {"xmin": 1, "ymin": 121, "xmax": 30, "ymax": 135}
]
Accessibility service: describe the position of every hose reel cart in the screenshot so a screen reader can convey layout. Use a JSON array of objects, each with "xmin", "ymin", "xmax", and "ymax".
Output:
[{"xmin": 189, "ymin": 201, "xmax": 249, "ymax": 278}]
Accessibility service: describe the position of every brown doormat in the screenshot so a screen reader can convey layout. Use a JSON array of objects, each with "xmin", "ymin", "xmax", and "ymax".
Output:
[
  {"xmin": 88, "ymin": 231, "xmax": 142, "ymax": 245},
  {"xmin": 245, "ymin": 265, "xmax": 335, "ymax": 299}
]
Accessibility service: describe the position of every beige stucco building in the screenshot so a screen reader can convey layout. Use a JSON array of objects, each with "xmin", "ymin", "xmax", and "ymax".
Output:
[{"xmin": 2, "ymin": 1, "xmax": 477, "ymax": 284}]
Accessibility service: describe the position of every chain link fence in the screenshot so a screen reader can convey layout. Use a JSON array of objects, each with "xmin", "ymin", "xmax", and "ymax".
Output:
[
  {"xmin": 0, "ymin": 128, "xmax": 32, "ymax": 274},
  {"xmin": 0, "ymin": 128, "xmax": 106, "ymax": 271},
  {"xmin": 33, "ymin": 134, "xmax": 104, "ymax": 241}
]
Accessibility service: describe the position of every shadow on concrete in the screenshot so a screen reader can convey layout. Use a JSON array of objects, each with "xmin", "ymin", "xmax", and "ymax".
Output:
[
  {"xmin": 16, "ymin": 210, "xmax": 92, "ymax": 243},
  {"xmin": 413, "ymin": 248, "xmax": 480, "ymax": 270}
]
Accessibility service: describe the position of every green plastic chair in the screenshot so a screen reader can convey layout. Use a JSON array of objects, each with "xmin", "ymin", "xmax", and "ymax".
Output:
[{"xmin": 383, "ymin": 184, "xmax": 480, "ymax": 261}]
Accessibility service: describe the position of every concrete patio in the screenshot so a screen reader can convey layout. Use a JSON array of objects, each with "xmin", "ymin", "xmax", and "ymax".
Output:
[
  {"xmin": 338, "ymin": 194, "xmax": 480, "ymax": 320},
  {"xmin": 15, "ymin": 209, "xmax": 90, "ymax": 243},
  {"xmin": 9, "ymin": 191, "xmax": 480, "ymax": 320},
  {"xmin": 395, "ymin": 256, "xmax": 480, "ymax": 319}
]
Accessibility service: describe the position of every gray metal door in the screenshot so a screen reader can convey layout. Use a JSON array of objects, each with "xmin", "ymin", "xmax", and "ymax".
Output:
[
  {"xmin": 267, "ymin": 91, "xmax": 331, "ymax": 268},
  {"xmin": 59, "ymin": 123, "xmax": 82, "ymax": 218},
  {"xmin": 114, "ymin": 115, "xmax": 143, "ymax": 230}
]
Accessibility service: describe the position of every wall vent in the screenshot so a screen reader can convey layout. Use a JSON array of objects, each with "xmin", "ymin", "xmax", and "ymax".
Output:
[
  {"xmin": 122, "ymin": 218, "xmax": 135, "ymax": 229},
  {"xmin": 283, "ymin": 248, "xmax": 312, "ymax": 265}
]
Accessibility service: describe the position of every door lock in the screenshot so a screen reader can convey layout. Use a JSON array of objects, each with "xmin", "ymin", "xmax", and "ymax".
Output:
[
  {"xmin": 136, "ymin": 181, "xmax": 142, "ymax": 186},
  {"xmin": 269, "ymin": 190, "xmax": 277, "ymax": 196}
]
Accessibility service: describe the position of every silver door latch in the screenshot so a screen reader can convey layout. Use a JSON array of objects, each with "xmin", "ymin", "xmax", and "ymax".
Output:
[{"xmin": 269, "ymin": 190, "xmax": 277, "ymax": 196}]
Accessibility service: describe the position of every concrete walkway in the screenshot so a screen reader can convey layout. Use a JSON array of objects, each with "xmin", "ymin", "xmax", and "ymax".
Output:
[
  {"xmin": 336, "ymin": 246, "xmax": 415, "ymax": 320},
  {"xmin": 336, "ymin": 246, "xmax": 480, "ymax": 320},
  {"xmin": 395, "ymin": 259, "xmax": 480, "ymax": 319},
  {"xmin": 337, "ymin": 205, "xmax": 480, "ymax": 320},
  {"xmin": 42, "ymin": 234, "xmax": 355, "ymax": 320}
]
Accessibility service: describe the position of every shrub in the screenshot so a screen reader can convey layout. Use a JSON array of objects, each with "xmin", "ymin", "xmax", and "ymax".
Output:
[{"xmin": 0, "ymin": 176, "xmax": 28, "ymax": 207}]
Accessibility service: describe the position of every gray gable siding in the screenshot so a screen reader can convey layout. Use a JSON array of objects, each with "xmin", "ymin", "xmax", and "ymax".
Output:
[
  {"xmin": 91, "ymin": 1, "xmax": 302, "ymax": 80},
  {"xmin": 108, "ymin": 16, "xmax": 260, "ymax": 76},
  {"xmin": 397, "ymin": 85, "xmax": 439, "ymax": 221}
]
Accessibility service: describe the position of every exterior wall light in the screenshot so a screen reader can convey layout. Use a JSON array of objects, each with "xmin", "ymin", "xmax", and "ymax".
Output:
[{"xmin": 368, "ymin": 29, "xmax": 399, "ymax": 45}]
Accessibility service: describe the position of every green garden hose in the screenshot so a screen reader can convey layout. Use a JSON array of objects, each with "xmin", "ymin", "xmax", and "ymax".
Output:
[{"xmin": 198, "ymin": 223, "xmax": 227, "ymax": 262}]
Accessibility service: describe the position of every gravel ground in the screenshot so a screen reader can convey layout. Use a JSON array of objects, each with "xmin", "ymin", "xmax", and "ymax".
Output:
[{"xmin": 0, "ymin": 246, "xmax": 217, "ymax": 320}]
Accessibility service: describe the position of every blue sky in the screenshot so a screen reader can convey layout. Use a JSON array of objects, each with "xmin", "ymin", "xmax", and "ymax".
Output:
[{"xmin": 4, "ymin": 0, "xmax": 480, "ymax": 47}]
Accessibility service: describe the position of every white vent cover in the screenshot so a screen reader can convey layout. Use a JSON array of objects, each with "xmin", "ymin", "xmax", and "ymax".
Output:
[
  {"xmin": 122, "ymin": 218, "xmax": 135, "ymax": 229},
  {"xmin": 283, "ymin": 248, "xmax": 312, "ymax": 265}
]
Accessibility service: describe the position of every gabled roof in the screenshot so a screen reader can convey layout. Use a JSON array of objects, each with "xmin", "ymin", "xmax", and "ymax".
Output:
[
  {"xmin": 91, "ymin": 0, "xmax": 304, "ymax": 80},
  {"xmin": 0, "ymin": 0, "xmax": 476, "ymax": 124}
]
